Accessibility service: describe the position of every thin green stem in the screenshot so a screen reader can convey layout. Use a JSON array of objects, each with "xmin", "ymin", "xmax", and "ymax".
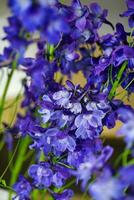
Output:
[
  {"xmin": 0, "ymin": 184, "xmax": 14, "ymax": 192},
  {"xmin": 0, "ymin": 139, "xmax": 20, "ymax": 181},
  {"xmin": 0, "ymin": 60, "xmax": 17, "ymax": 129},
  {"xmin": 8, "ymin": 136, "xmax": 31, "ymax": 200},
  {"xmin": 9, "ymin": 98, "xmax": 18, "ymax": 127},
  {"xmin": 115, "ymin": 78, "xmax": 134, "ymax": 96},
  {"xmin": 57, "ymin": 161, "xmax": 74, "ymax": 169},
  {"xmin": 114, "ymin": 152, "xmax": 123, "ymax": 168},
  {"xmin": 108, "ymin": 62, "xmax": 127, "ymax": 100},
  {"xmin": 4, "ymin": 94, "xmax": 22, "ymax": 110},
  {"xmin": 110, "ymin": 65, "xmax": 114, "ymax": 85},
  {"xmin": 8, "ymin": 151, "xmax": 14, "ymax": 172},
  {"xmin": 58, "ymin": 179, "xmax": 76, "ymax": 192}
]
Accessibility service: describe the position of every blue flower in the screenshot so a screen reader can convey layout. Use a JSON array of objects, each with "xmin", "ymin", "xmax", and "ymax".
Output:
[
  {"xmin": 67, "ymin": 138, "xmax": 103, "ymax": 168},
  {"xmin": 9, "ymin": 0, "xmax": 70, "ymax": 44},
  {"xmin": 51, "ymin": 111, "xmax": 74, "ymax": 128},
  {"xmin": 118, "ymin": 117, "xmax": 134, "ymax": 148},
  {"xmin": 112, "ymin": 45, "xmax": 134, "ymax": 67},
  {"xmin": 89, "ymin": 168, "xmax": 123, "ymax": 200},
  {"xmin": 53, "ymin": 90, "xmax": 71, "ymax": 107},
  {"xmin": 13, "ymin": 176, "xmax": 32, "ymax": 199},
  {"xmin": 119, "ymin": 165, "xmax": 134, "ymax": 198},
  {"xmin": 74, "ymin": 110, "xmax": 105, "ymax": 139},
  {"xmin": 74, "ymin": 146, "xmax": 113, "ymax": 189},
  {"xmin": 52, "ymin": 189, "xmax": 74, "ymax": 200},
  {"xmin": 89, "ymin": 3, "xmax": 108, "ymax": 29},
  {"xmin": 28, "ymin": 162, "xmax": 53, "ymax": 188},
  {"xmin": 121, "ymin": 0, "xmax": 134, "ymax": 28},
  {"xmin": 38, "ymin": 108, "xmax": 51, "ymax": 124},
  {"xmin": 42, "ymin": 128, "xmax": 76, "ymax": 155},
  {"xmin": 52, "ymin": 172, "xmax": 65, "ymax": 188}
]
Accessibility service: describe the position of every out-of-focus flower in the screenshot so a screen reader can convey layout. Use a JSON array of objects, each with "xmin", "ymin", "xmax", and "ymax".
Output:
[
  {"xmin": 8, "ymin": 0, "xmax": 70, "ymax": 44},
  {"xmin": 74, "ymin": 146, "xmax": 113, "ymax": 189},
  {"xmin": 89, "ymin": 168, "xmax": 123, "ymax": 200},
  {"xmin": 118, "ymin": 117, "xmax": 134, "ymax": 148},
  {"xmin": 121, "ymin": 0, "xmax": 134, "ymax": 28}
]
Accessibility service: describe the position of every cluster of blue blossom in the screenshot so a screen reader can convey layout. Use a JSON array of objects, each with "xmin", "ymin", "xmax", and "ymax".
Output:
[{"xmin": 0, "ymin": 0, "xmax": 134, "ymax": 200}]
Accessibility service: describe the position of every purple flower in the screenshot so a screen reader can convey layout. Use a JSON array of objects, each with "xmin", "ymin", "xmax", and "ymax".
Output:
[
  {"xmin": 42, "ymin": 128, "xmax": 76, "ymax": 155},
  {"xmin": 119, "ymin": 165, "xmax": 134, "ymax": 186},
  {"xmin": 13, "ymin": 176, "xmax": 32, "ymax": 199},
  {"xmin": 119, "ymin": 165, "xmax": 134, "ymax": 198},
  {"xmin": 5, "ymin": 0, "xmax": 134, "ymax": 198},
  {"xmin": 117, "ymin": 117, "xmax": 134, "ymax": 148},
  {"xmin": 116, "ymin": 107, "xmax": 134, "ymax": 123},
  {"xmin": 121, "ymin": 0, "xmax": 134, "ymax": 28},
  {"xmin": 74, "ymin": 110, "xmax": 105, "ymax": 139},
  {"xmin": 52, "ymin": 189, "xmax": 74, "ymax": 200},
  {"xmin": 89, "ymin": 168, "xmax": 123, "ymax": 200},
  {"xmin": 53, "ymin": 90, "xmax": 71, "ymax": 107},
  {"xmin": 39, "ymin": 108, "xmax": 51, "ymax": 124},
  {"xmin": 89, "ymin": 3, "xmax": 108, "ymax": 29},
  {"xmin": 112, "ymin": 45, "xmax": 134, "ymax": 67},
  {"xmin": 121, "ymin": 72, "xmax": 134, "ymax": 93},
  {"xmin": 105, "ymin": 111, "xmax": 116, "ymax": 129},
  {"xmin": 51, "ymin": 111, "xmax": 74, "ymax": 128},
  {"xmin": 74, "ymin": 146, "xmax": 113, "ymax": 189},
  {"xmin": 67, "ymin": 138, "xmax": 102, "ymax": 167},
  {"xmin": 116, "ymin": 107, "xmax": 134, "ymax": 148},
  {"xmin": 28, "ymin": 162, "xmax": 53, "ymax": 188},
  {"xmin": 0, "ymin": 47, "xmax": 15, "ymax": 67},
  {"xmin": 89, "ymin": 2, "xmax": 114, "ymax": 30},
  {"xmin": 52, "ymin": 172, "xmax": 65, "ymax": 188},
  {"xmin": 9, "ymin": 0, "xmax": 70, "ymax": 44}
]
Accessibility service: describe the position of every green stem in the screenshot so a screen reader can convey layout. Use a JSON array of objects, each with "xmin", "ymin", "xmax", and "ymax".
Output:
[
  {"xmin": 122, "ymin": 148, "xmax": 130, "ymax": 166},
  {"xmin": 115, "ymin": 78, "xmax": 134, "ymax": 96},
  {"xmin": 108, "ymin": 62, "xmax": 127, "ymax": 100},
  {"xmin": 47, "ymin": 44, "xmax": 54, "ymax": 61},
  {"xmin": 110, "ymin": 65, "xmax": 114, "ymax": 85},
  {"xmin": 8, "ymin": 151, "xmax": 14, "ymax": 172},
  {"xmin": 4, "ymin": 93, "xmax": 22, "ymax": 110},
  {"xmin": 0, "ymin": 61, "xmax": 16, "ymax": 129},
  {"xmin": 57, "ymin": 179, "xmax": 76, "ymax": 192},
  {"xmin": 127, "ymin": 158, "xmax": 134, "ymax": 166},
  {"xmin": 0, "ymin": 139, "xmax": 20, "ymax": 181},
  {"xmin": 8, "ymin": 136, "xmax": 31, "ymax": 200},
  {"xmin": 0, "ymin": 137, "xmax": 5, "ymax": 151},
  {"xmin": 57, "ymin": 161, "xmax": 74, "ymax": 169},
  {"xmin": 0, "ymin": 184, "xmax": 14, "ymax": 192}
]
